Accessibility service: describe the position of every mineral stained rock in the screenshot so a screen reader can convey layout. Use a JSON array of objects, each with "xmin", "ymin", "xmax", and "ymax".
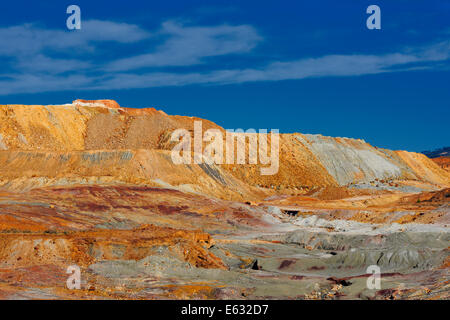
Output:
[{"xmin": 0, "ymin": 100, "xmax": 448, "ymax": 300}]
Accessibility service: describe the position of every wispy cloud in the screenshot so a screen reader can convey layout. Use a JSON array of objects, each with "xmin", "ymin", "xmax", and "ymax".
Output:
[
  {"xmin": 0, "ymin": 18, "xmax": 449, "ymax": 95},
  {"xmin": 0, "ymin": 74, "xmax": 94, "ymax": 95},
  {"xmin": 0, "ymin": 20, "xmax": 150, "ymax": 76},
  {"xmin": 15, "ymin": 54, "xmax": 91, "ymax": 74},
  {"xmin": 88, "ymin": 41, "xmax": 450, "ymax": 90},
  {"xmin": 107, "ymin": 21, "xmax": 261, "ymax": 70},
  {"xmin": 0, "ymin": 20, "xmax": 150, "ymax": 56}
]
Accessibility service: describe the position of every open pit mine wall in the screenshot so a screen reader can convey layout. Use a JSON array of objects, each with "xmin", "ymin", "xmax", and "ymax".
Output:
[
  {"xmin": 295, "ymin": 134, "xmax": 450, "ymax": 186},
  {"xmin": 0, "ymin": 102, "xmax": 448, "ymax": 194}
]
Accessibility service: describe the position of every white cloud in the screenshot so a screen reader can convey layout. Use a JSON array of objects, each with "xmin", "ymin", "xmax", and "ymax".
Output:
[
  {"xmin": 0, "ymin": 20, "xmax": 150, "ymax": 56},
  {"xmin": 0, "ymin": 20, "xmax": 150, "ymax": 75},
  {"xmin": 0, "ymin": 17, "xmax": 448, "ymax": 95},
  {"xmin": 80, "ymin": 20, "xmax": 151, "ymax": 43},
  {"xmin": 0, "ymin": 74, "xmax": 94, "ymax": 95},
  {"xmin": 107, "ymin": 21, "xmax": 262, "ymax": 70},
  {"xmin": 16, "ymin": 54, "xmax": 91, "ymax": 74},
  {"xmin": 89, "ymin": 41, "xmax": 450, "ymax": 90}
]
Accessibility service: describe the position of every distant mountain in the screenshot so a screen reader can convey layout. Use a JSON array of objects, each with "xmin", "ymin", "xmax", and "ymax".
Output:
[{"xmin": 422, "ymin": 147, "xmax": 450, "ymax": 158}]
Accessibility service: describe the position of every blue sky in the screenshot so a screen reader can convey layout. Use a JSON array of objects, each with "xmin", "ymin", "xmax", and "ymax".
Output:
[{"xmin": 0, "ymin": 0, "xmax": 448, "ymax": 151}]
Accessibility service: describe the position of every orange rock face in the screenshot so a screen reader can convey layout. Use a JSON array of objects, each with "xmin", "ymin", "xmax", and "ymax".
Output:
[
  {"xmin": 433, "ymin": 156, "xmax": 450, "ymax": 172},
  {"xmin": 396, "ymin": 151, "xmax": 450, "ymax": 186}
]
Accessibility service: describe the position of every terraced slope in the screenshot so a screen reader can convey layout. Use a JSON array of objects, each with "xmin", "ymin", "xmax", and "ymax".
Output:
[{"xmin": 0, "ymin": 100, "xmax": 448, "ymax": 197}]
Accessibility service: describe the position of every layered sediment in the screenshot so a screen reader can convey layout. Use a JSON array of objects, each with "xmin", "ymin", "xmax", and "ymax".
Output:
[
  {"xmin": 0, "ymin": 100, "xmax": 448, "ymax": 195},
  {"xmin": 0, "ymin": 100, "xmax": 448, "ymax": 300}
]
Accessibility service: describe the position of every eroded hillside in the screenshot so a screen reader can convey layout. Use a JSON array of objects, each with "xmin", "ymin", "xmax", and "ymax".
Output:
[
  {"xmin": 0, "ymin": 100, "xmax": 448, "ymax": 198},
  {"xmin": 0, "ymin": 100, "xmax": 448, "ymax": 300}
]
